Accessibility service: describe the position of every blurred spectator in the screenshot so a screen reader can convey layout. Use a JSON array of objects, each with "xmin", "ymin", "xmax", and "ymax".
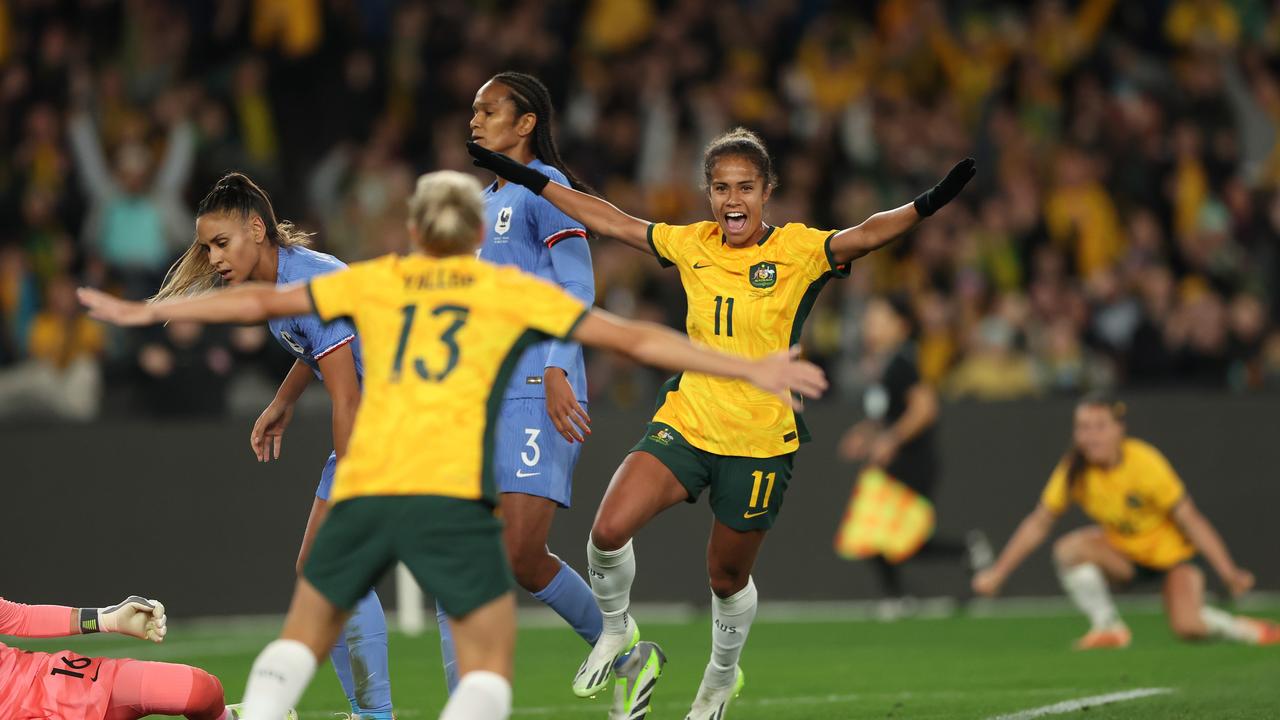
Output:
[
  {"xmin": 68, "ymin": 90, "xmax": 195, "ymax": 299},
  {"xmin": 0, "ymin": 275, "xmax": 104, "ymax": 420}
]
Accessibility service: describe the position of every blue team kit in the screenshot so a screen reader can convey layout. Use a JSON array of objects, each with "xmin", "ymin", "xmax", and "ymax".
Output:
[
  {"xmin": 480, "ymin": 160, "xmax": 594, "ymax": 507},
  {"xmin": 268, "ymin": 245, "xmax": 365, "ymax": 501}
]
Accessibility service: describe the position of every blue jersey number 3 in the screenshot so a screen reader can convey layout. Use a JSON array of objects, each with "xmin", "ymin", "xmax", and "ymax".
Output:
[{"xmin": 391, "ymin": 303, "xmax": 470, "ymax": 382}]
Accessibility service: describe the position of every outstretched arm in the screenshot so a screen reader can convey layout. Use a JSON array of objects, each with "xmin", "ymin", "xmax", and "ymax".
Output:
[
  {"xmin": 972, "ymin": 503, "xmax": 1058, "ymax": 596},
  {"xmin": 0, "ymin": 596, "xmax": 166, "ymax": 642},
  {"xmin": 571, "ymin": 308, "xmax": 827, "ymax": 409},
  {"xmin": 467, "ymin": 141, "xmax": 652, "ymax": 253},
  {"xmin": 1172, "ymin": 498, "xmax": 1255, "ymax": 597},
  {"xmin": 79, "ymin": 283, "xmax": 312, "ymax": 327},
  {"xmin": 828, "ymin": 159, "xmax": 975, "ymax": 265}
]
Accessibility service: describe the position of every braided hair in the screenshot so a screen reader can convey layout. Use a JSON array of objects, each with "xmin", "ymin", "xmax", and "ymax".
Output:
[{"xmin": 488, "ymin": 71, "xmax": 591, "ymax": 194}]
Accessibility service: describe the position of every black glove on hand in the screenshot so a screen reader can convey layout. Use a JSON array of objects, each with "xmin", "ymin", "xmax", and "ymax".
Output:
[
  {"xmin": 466, "ymin": 141, "xmax": 549, "ymax": 195},
  {"xmin": 913, "ymin": 158, "xmax": 976, "ymax": 217}
]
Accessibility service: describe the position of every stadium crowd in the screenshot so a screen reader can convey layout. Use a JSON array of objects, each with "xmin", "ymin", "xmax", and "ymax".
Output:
[{"xmin": 2, "ymin": 0, "xmax": 1280, "ymax": 420}]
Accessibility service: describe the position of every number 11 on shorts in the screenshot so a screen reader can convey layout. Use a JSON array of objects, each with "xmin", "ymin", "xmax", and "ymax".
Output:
[{"xmin": 746, "ymin": 470, "xmax": 776, "ymax": 517}]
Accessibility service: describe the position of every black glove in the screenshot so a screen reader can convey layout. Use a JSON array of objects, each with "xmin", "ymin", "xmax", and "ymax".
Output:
[
  {"xmin": 913, "ymin": 158, "xmax": 976, "ymax": 217},
  {"xmin": 466, "ymin": 141, "xmax": 549, "ymax": 195}
]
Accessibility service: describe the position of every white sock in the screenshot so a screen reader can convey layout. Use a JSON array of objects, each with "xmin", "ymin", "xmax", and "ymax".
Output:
[
  {"xmin": 1057, "ymin": 563, "xmax": 1121, "ymax": 631},
  {"xmin": 1200, "ymin": 606, "xmax": 1262, "ymax": 644},
  {"xmin": 439, "ymin": 670, "xmax": 512, "ymax": 720},
  {"xmin": 241, "ymin": 639, "xmax": 317, "ymax": 720},
  {"xmin": 587, "ymin": 538, "xmax": 635, "ymax": 636},
  {"xmin": 704, "ymin": 577, "xmax": 758, "ymax": 689}
]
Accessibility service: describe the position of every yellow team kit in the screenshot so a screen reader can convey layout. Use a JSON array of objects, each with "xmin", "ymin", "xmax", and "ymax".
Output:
[
  {"xmin": 308, "ymin": 254, "xmax": 588, "ymax": 504},
  {"xmin": 646, "ymin": 221, "xmax": 848, "ymax": 458},
  {"xmin": 1040, "ymin": 438, "xmax": 1196, "ymax": 569}
]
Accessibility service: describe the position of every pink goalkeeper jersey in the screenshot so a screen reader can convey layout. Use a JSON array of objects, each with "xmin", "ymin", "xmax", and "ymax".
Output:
[{"xmin": 0, "ymin": 597, "xmax": 117, "ymax": 719}]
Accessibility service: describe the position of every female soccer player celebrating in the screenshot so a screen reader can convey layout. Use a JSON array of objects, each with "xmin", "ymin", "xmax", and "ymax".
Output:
[
  {"xmin": 79, "ymin": 169, "xmax": 827, "ymax": 720},
  {"xmin": 972, "ymin": 394, "xmax": 1280, "ymax": 649},
  {"xmin": 467, "ymin": 129, "xmax": 974, "ymax": 718},
  {"xmin": 0, "ymin": 593, "xmax": 291, "ymax": 719},
  {"xmin": 152, "ymin": 173, "xmax": 393, "ymax": 719},
  {"xmin": 424, "ymin": 71, "xmax": 608, "ymax": 695}
]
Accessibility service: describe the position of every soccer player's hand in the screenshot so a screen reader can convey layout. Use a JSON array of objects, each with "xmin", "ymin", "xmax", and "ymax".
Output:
[
  {"xmin": 1225, "ymin": 568, "xmax": 1256, "ymax": 598},
  {"xmin": 77, "ymin": 287, "xmax": 157, "ymax": 326},
  {"xmin": 99, "ymin": 596, "xmax": 167, "ymax": 643},
  {"xmin": 913, "ymin": 158, "xmax": 976, "ymax": 217},
  {"xmin": 251, "ymin": 400, "xmax": 295, "ymax": 461},
  {"xmin": 972, "ymin": 569, "xmax": 1004, "ymax": 597},
  {"xmin": 545, "ymin": 368, "xmax": 590, "ymax": 443},
  {"xmin": 466, "ymin": 141, "xmax": 550, "ymax": 195},
  {"xmin": 752, "ymin": 346, "xmax": 828, "ymax": 411}
]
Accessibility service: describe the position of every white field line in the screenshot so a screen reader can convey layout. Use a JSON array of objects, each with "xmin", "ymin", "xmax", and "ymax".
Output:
[
  {"xmin": 986, "ymin": 687, "xmax": 1173, "ymax": 720},
  {"xmin": 500, "ymin": 687, "xmax": 1093, "ymax": 717}
]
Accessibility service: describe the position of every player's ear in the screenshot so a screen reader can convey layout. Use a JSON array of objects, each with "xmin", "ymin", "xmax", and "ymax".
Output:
[
  {"xmin": 516, "ymin": 112, "xmax": 537, "ymax": 138},
  {"xmin": 249, "ymin": 214, "xmax": 266, "ymax": 245}
]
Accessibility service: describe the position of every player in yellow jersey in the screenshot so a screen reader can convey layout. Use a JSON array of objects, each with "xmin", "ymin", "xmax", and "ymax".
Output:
[
  {"xmin": 467, "ymin": 128, "xmax": 975, "ymax": 718},
  {"xmin": 973, "ymin": 394, "xmax": 1280, "ymax": 649},
  {"xmin": 78, "ymin": 170, "xmax": 827, "ymax": 720}
]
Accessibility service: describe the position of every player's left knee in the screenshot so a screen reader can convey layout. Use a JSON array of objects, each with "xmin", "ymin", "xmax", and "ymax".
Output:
[{"xmin": 187, "ymin": 667, "xmax": 226, "ymax": 714}]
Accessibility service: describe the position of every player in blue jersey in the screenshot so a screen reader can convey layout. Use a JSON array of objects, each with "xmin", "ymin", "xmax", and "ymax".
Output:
[
  {"xmin": 461, "ymin": 71, "xmax": 663, "ymax": 716},
  {"xmin": 152, "ymin": 173, "xmax": 394, "ymax": 720}
]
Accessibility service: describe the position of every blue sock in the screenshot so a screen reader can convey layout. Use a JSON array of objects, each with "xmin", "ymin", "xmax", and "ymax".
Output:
[
  {"xmin": 329, "ymin": 589, "xmax": 394, "ymax": 719},
  {"xmin": 533, "ymin": 559, "xmax": 603, "ymax": 645},
  {"xmin": 436, "ymin": 600, "xmax": 460, "ymax": 694}
]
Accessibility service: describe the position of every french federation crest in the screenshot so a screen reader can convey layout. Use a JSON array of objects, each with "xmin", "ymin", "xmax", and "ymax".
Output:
[
  {"xmin": 749, "ymin": 261, "xmax": 777, "ymax": 289},
  {"xmin": 495, "ymin": 206, "xmax": 513, "ymax": 234}
]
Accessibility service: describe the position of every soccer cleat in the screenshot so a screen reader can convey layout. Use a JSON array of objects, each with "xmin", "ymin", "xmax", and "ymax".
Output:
[
  {"xmin": 224, "ymin": 704, "xmax": 299, "ymax": 719},
  {"xmin": 1243, "ymin": 618, "xmax": 1280, "ymax": 645},
  {"xmin": 1073, "ymin": 624, "xmax": 1132, "ymax": 650},
  {"xmin": 608, "ymin": 641, "xmax": 667, "ymax": 719},
  {"xmin": 573, "ymin": 617, "xmax": 640, "ymax": 698},
  {"xmin": 684, "ymin": 666, "xmax": 745, "ymax": 719}
]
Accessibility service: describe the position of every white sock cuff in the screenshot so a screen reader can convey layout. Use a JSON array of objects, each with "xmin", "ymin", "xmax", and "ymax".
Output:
[
  {"xmin": 713, "ymin": 577, "xmax": 758, "ymax": 614},
  {"xmin": 587, "ymin": 538, "xmax": 634, "ymax": 567},
  {"xmin": 258, "ymin": 638, "xmax": 317, "ymax": 672},
  {"xmin": 458, "ymin": 670, "xmax": 512, "ymax": 712},
  {"xmin": 1058, "ymin": 561, "xmax": 1104, "ymax": 583}
]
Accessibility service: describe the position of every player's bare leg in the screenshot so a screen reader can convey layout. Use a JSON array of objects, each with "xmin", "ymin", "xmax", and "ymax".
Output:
[
  {"xmin": 685, "ymin": 521, "xmax": 765, "ymax": 719},
  {"xmin": 440, "ymin": 593, "xmax": 516, "ymax": 720},
  {"xmin": 1053, "ymin": 526, "xmax": 1134, "ymax": 648},
  {"xmin": 240, "ymin": 579, "xmax": 350, "ymax": 720},
  {"xmin": 575, "ymin": 452, "xmax": 688, "ymax": 698},
  {"xmin": 1168, "ymin": 564, "xmax": 1280, "ymax": 645}
]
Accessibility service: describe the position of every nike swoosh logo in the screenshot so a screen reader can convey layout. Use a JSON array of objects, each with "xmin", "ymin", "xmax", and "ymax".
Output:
[
  {"xmin": 693, "ymin": 262, "xmax": 711, "ymax": 269},
  {"xmin": 91, "ymin": 662, "xmax": 101, "ymax": 682},
  {"xmin": 515, "ymin": 470, "xmax": 541, "ymax": 478},
  {"xmin": 743, "ymin": 510, "xmax": 769, "ymax": 519}
]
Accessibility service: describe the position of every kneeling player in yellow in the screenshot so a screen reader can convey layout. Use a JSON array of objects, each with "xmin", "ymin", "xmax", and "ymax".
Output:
[
  {"xmin": 78, "ymin": 170, "xmax": 828, "ymax": 720},
  {"xmin": 973, "ymin": 394, "xmax": 1280, "ymax": 649},
  {"xmin": 468, "ymin": 129, "xmax": 975, "ymax": 718}
]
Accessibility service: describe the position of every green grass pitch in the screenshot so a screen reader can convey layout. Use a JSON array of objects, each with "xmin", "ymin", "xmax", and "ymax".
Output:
[{"xmin": 17, "ymin": 606, "xmax": 1280, "ymax": 718}]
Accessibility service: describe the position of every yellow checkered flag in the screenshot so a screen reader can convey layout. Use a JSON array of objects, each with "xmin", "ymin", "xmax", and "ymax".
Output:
[{"xmin": 834, "ymin": 468, "xmax": 936, "ymax": 563}]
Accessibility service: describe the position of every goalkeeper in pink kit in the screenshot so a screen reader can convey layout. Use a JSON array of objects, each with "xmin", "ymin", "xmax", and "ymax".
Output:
[{"xmin": 0, "ymin": 595, "xmax": 284, "ymax": 719}]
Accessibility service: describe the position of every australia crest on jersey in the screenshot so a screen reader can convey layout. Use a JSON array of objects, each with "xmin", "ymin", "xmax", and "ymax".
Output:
[
  {"xmin": 495, "ymin": 206, "xmax": 514, "ymax": 235},
  {"xmin": 280, "ymin": 330, "xmax": 306, "ymax": 356},
  {"xmin": 749, "ymin": 261, "xmax": 777, "ymax": 289},
  {"xmin": 649, "ymin": 426, "xmax": 675, "ymax": 446}
]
